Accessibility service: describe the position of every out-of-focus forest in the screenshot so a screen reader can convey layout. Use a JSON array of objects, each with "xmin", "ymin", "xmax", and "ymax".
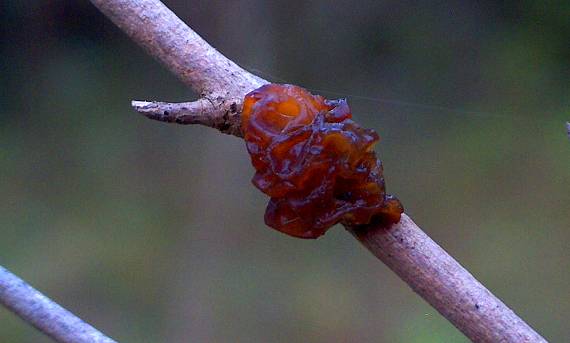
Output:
[{"xmin": 1, "ymin": 1, "xmax": 568, "ymax": 342}]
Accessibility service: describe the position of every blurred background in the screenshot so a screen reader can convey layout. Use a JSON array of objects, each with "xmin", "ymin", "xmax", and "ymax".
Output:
[{"xmin": 1, "ymin": 1, "xmax": 569, "ymax": 342}]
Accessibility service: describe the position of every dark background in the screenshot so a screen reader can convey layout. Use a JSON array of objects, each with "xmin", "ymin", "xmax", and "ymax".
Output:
[{"xmin": 1, "ymin": 1, "xmax": 569, "ymax": 342}]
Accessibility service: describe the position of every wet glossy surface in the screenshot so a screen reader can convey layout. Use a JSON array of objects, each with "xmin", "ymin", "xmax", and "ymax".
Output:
[{"xmin": 242, "ymin": 84, "xmax": 402, "ymax": 238}]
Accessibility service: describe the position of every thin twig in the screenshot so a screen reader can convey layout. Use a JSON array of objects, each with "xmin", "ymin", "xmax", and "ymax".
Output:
[
  {"xmin": 67, "ymin": 0, "xmax": 547, "ymax": 342},
  {"xmin": 348, "ymin": 215, "xmax": 546, "ymax": 342},
  {"xmin": 0, "ymin": 266, "xmax": 117, "ymax": 343},
  {"xmin": 131, "ymin": 99, "xmax": 243, "ymax": 137},
  {"xmin": 90, "ymin": 0, "xmax": 267, "ymax": 137}
]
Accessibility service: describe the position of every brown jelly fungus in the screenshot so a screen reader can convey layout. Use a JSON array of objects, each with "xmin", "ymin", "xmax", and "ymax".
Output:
[{"xmin": 242, "ymin": 84, "xmax": 403, "ymax": 238}]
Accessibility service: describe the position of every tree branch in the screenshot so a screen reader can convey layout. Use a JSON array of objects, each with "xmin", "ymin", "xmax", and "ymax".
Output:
[
  {"xmin": 90, "ymin": 0, "xmax": 267, "ymax": 137},
  {"xmin": 0, "ymin": 266, "xmax": 117, "ymax": 343},
  {"xmin": 131, "ymin": 99, "xmax": 243, "ymax": 137},
  {"xmin": 0, "ymin": 0, "xmax": 548, "ymax": 342},
  {"xmin": 90, "ymin": 0, "xmax": 266, "ymax": 95},
  {"xmin": 348, "ymin": 215, "xmax": 546, "ymax": 342}
]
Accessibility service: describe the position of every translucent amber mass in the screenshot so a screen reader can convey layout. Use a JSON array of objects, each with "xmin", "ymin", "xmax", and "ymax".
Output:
[{"xmin": 242, "ymin": 84, "xmax": 403, "ymax": 238}]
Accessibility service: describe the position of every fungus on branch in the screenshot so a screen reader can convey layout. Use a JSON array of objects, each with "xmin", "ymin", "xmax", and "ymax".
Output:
[
  {"xmin": 87, "ymin": 1, "xmax": 548, "ymax": 342},
  {"xmin": 241, "ymin": 84, "xmax": 403, "ymax": 238}
]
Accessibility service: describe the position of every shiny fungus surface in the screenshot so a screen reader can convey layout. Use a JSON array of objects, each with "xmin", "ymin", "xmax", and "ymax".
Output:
[{"xmin": 242, "ymin": 84, "xmax": 403, "ymax": 238}]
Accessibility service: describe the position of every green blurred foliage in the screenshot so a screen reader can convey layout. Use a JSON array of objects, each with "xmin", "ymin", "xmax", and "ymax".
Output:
[{"xmin": 1, "ymin": 1, "xmax": 568, "ymax": 342}]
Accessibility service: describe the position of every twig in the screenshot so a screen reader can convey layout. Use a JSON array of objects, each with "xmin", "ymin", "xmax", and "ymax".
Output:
[
  {"xmin": 348, "ymin": 215, "xmax": 545, "ymax": 342},
  {"xmin": 84, "ymin": 0, "xmax": 547, "ymax": 342},
  {"xmin": 90, "ymin": 0, "xmax": 267, "ymax": 137},
  {"xmin": 131, "ymin": 99, "xmax": 243, "ymax": 137},
  {"xmin": 0, "ymin": 266, "xmax": 117, "ymax": 343},
  {"xmin": 566, "ymin": 122, "xmax": 569, "ymax": 140}
]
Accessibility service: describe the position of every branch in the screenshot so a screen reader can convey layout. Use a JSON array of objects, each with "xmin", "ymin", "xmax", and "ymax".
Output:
[
  {"xmin": 90, "ymin": 0, "xmax": 267, "ymax": 137},
  {"xmin": 78, "ymin": 0, "xmax": 547, "ymax": 342},
  {"xmin": 348, "ymin": 215, "xmax": 545, "ymax": 342},
  {"xmin": 131, "ymin": 99, "xmax": 243, "ymax": 137},
  {"xmin": 0, "ymin": 266, "xmax": 117, "ymax": 343}
]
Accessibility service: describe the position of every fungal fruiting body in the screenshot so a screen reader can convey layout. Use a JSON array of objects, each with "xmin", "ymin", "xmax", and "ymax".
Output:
[{"xmin": 242, "ymin": 84, "xmax": 403, "ymax": 238}]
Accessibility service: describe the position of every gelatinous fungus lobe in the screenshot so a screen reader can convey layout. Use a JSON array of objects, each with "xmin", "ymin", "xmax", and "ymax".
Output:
[{"xmin": 242, "ymin": 84, "xmax": 403, "ymax": 239}]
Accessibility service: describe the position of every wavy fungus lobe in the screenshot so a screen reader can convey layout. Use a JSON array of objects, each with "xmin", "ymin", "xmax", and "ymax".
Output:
[{"xmin": 242, "ymin": 84, "xmax": 402, "ymax": 238}]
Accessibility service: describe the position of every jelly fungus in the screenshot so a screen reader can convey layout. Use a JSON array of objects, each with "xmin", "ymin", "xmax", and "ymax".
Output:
[{"xmin": 242, "ymin": 84, "xmax": 403, "ymax": 238}]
